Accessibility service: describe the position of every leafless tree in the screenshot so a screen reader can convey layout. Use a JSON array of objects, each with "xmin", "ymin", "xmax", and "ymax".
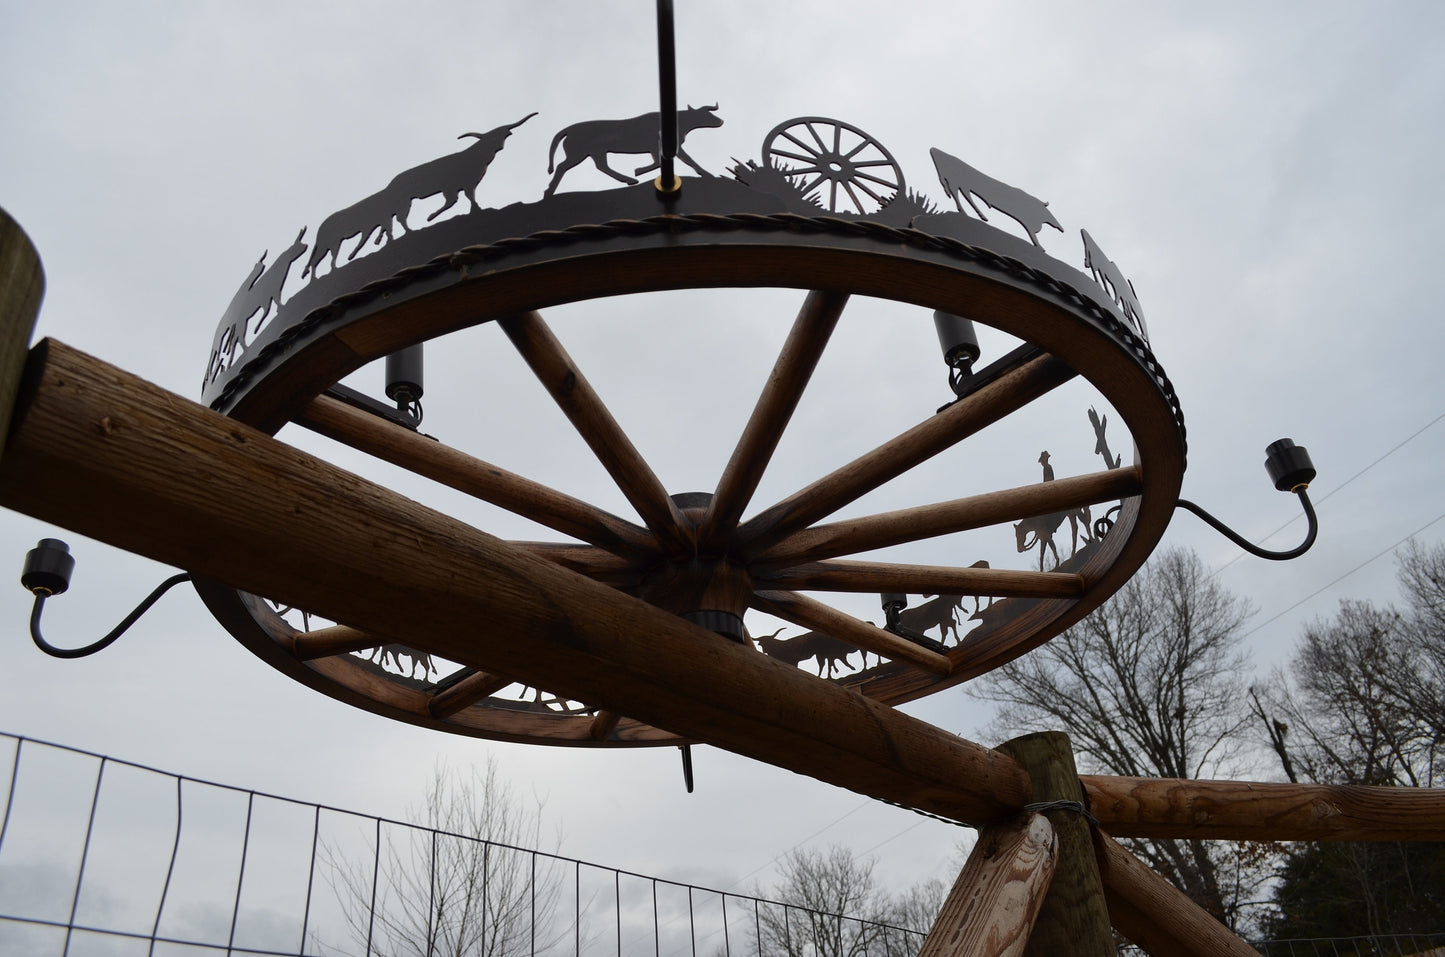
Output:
[
  {"xmin": 969, "ymin": 547, "xmax": 1272, "ymax": 929},
  {"xmin": 756, "ymin": 847, "xmax": 924, "ymax": 957},
  {"xmin": 1256, "ymin": 540, "xmax": 1445, "ymax": 940},
  {"xmin": 321, "ymin": 760, "xmax": 563, "ymax": 957}
]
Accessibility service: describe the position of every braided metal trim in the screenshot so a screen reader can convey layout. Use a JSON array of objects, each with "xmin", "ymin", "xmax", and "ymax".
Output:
[{"xmin": 209, "ymin": 212, "xmax": 1185, "ymax": 462}]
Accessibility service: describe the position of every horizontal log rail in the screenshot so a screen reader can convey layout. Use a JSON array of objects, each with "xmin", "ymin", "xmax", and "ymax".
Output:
[
  {"xmin": 1084, "ymin": 774, "xmax": 1445, "ymax": 842},
  {"xmin": 754, "ymin": 561, "xmax": 1085, "ymax": 599},
  {"xmin": 296, "ymin": 394, "xmax": 656, "ymax": 560},
  {"xmin": 757, "ymin": 466, "xmax": 1142, "ymax": 566},
  {"xmin": 0, "ymin": 340, "xmax": 1028, "ymax": 825}
]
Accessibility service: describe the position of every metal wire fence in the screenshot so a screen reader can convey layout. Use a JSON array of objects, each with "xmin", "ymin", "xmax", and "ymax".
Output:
[{"xmin": 0, "ymin": 732, "xmax": 928, "ymax": 957}]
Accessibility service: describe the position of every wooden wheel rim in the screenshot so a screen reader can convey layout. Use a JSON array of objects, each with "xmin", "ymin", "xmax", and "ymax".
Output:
[{"xmin": 193, "ymin": 219, "xmax": 1186, "ymax": 746}]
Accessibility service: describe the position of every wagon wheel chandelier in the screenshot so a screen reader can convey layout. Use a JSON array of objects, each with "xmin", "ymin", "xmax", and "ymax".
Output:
[{"xmin": 19, "ymin": 2, "xmax": 1316, "ymax": 755}]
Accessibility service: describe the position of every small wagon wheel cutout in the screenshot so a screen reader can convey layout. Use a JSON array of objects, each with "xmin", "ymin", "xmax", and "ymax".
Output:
[{"xmin": 761, "ymin": 117, "xmax": 905, "ymax": 215}]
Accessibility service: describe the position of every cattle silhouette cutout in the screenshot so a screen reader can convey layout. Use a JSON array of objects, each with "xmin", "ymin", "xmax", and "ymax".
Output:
[
  {"xmin": 387, "ymin": 112, "xmax": 536, "ymax": 227},
  {"xmin": 303, "ymin": 115, "xmax": 534, "ymax": 279},
  {"xmin": 753, "ymin": 627, "xmax": 858, "ymax": 678},
  {"xmin": 930, "ymin": 147, "xmax": 1062, "ymax": 248},
  {"xmin": 208, "ymin": 228, "xmax": 310, "ymax": 387},
  {"xmin": 544, "ymin": 105, "xmax": 723, "ymax": 197},
  {"xmin": 1081, "ymin": 229, "xmax": 1149, "ymax": 339}
]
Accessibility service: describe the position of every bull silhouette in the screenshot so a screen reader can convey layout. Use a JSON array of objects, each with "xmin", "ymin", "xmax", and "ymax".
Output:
[
  {"xmin": 386, "ymin": 112, "xmax": 535, "ymax": 227},
  {"xmin": 208, "ymin": 228, "xmax": 309, "ymax": 387},
  {"xmin": 544, "ymin": 105, "xmax": 723, "ymax": 197},
  {"xmin": 930, "ymin": 147, "xmax": 1062, "ymax": 248},
  {"xmin": 303, "ymin": 115, "xmax": 534, "ymax": 279},
  {"xmin": 303, "ymin": 188, "xmax": 401, "ymax": 278},
  {"xmin": 1081, "ymin": 229, "xmax": 1148, "ymax": 339}
]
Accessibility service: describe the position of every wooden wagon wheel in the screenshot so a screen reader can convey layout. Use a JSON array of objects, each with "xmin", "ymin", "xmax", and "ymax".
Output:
[
  {"xmin": 192, "ymin": 219, "xmax": 1185, "ymax": 747},
  {"xmin": 761, "ymin": 117, "xmax": 906, "ymax": 214}
]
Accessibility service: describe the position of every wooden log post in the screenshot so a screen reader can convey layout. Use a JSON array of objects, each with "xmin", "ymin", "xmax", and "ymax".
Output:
[
  {"xmin": 0, "ymin": 207, "xmax": 44, "ymax": 460},
  {"xmin": 995, "ymin": 732, "xmax": 1113, "ymax": 957},
  {"xmin": 918, "ymin": 812, "xmax": 1057, "ymax": 957}
]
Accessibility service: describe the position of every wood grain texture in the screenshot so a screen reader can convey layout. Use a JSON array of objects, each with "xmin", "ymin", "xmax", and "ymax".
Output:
[
  {"xmin": 736, "ymin": 350, "xmax": 1076, "ymax": 559},
  {"xmin": 0, "ymin": 340, "xmax": 1030, "ymax": 824},
  {"xmin": 754, "ymin": 561, "xmax": 1083, "ymax": 599},
  {"xmin": 0, "ymin": 207, "xmax": 44, "ymax": 462},
  {"xmin": 758, "ymin": 467, "xmax": 1142, "ymax": 566},
  {"xmin": 296, "ymin": 394, "xmax": 655, "ymax": 559},
  {"xmin": 1095, "ymin": 831, "xmax": 1262, "ymax": 957},
  {"xmin": 1083, "ymin": 774, "xmax": 1445, "ymax": 842},
  {"xmin": 996, "ymin": 733, "xmax": 1113, "ymax": 957},
  {"xmin": 499, "ymin": 311, "xmax": 689, "ymax": 554},
  {"xmin": 698, "ymin": 289, "xmax": 847, "ymax": 550},
  {"xmin": 917, "ymin": 812, "xmax": 1056, "ymax": 957},
  {"xmin": 751, "ymin": 589, "xmax": 952, "ymax": 675}
]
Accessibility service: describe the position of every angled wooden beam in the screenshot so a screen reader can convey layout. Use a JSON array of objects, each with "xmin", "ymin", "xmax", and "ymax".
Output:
[
  {"xmin": 499, "ymin": 311, "xmax": 690, "ymax": 555},
  {"xmin": 736, "ymin": 350, "xmax": 1076, "ymax": 559},
  {"xmin": 0, "ymin": 207, "xmax": 44, "ymax": 461},
  {"xmin": 754, "ymin": 561, "xmax": 1084, "ymax": 600},
  {"xmin": 751, "ymin": 589, "xmax": 952, "ymax": 676},
  {"xmin": 296, "ymin": 393, "xmax": 656, "ymax": 560},
  {"xmin": 697, "ymin": 290, "xmax": 847, "ymax": 550},
  {"xmin": 588, "ymin": 710, "xmax": 622, "ymax": 741},
  {"xmin": 0, "ymin": 340, "xmax": 1030, "ymax": 825},
  {"xmin": 917, "ymin": 812, "xmax": 1056, "ymax": 957},
  {"xmin": 1095, "ymin": 831, "xmax": 1262, "ymax": 957},
  {"xmin": 1083, "ymin": 775, "xmax": 1445, "ymax": 842},
  {"xmin": 757, "ymin": 467, "xmax": 1142, "ymax": 566}
]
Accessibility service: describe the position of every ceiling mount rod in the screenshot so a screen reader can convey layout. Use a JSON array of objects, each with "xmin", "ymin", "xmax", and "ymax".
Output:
[{"xmin": 655, "ymin": 0, "xmax": 679, "ymax": 194}]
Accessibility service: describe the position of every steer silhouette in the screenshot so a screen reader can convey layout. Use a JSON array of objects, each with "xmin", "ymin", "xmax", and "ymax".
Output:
[
  {"xmin": 544, "ymin": 105, "xmax": 723, "ymax": 197},
  {"xmin": 930, "ymin": 147, "xmax": 1062, "ymax": 248}
]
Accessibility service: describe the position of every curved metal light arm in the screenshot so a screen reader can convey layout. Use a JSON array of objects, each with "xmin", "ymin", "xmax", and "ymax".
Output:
[
  {"xmin": 29, "ymin": 573, "xmax": 192, "ymax": 659},
  {"xmin": 1176, "ymin": 488, "xmax": 1317, "ymax": 561}
]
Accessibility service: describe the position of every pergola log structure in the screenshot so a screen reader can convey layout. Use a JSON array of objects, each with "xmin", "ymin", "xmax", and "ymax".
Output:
[
  {"xmin": 4, "ymin": 216, "xmax": 1444, "ymax": 957},
  {"xmin": 5, "ymin": 338, "xmax": 1445, "ymax": 957}
]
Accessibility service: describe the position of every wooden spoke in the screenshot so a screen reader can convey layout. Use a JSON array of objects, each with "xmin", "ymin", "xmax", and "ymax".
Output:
[
  {"xmin": 499, "ymin": 311, "xmax": 689, "ymax": 554},
  {"xmin": 428, "ymin": 669, "xmax": 516, "ymax": 719},
  {"xmin": 756, "ymin": 560, "xmax": 1084, "ymax": 600},
  {"xmin": 588, "ymin": 710, "xmax": 622, "ymax": 740},
  {"xmin": 513, "ymin": 542, "xmax": 644, "ymax": 586},
  {"xmin": 698, "ymin": 290, "xmax": 848, "ymax": 550},
  {"xmin": 295, "ymin": 394, "xmax": 655, "ymax": 560},
  {"xmin": 759, "ymin": 466, "xmax": 1142, "ymax": 566},
  {"xmin": 737, "ymin": 349, "xmax": 1076, "ymax": 559},
  {"xmin": 917, "ymin": 812, "xmax": 1057, "ymax": 957},
  {"xmin": 291, "ymin": 624, "xmax": 387, "ymax": 660},
  {"xmin": 751, "ymin": 589, "xmax": 951, "ymax": 675}
]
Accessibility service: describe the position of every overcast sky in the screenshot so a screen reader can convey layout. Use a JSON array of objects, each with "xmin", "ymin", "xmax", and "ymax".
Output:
[{"xmin": 2, "ymin": 0, "xmax": 1443, "ymax": 922}]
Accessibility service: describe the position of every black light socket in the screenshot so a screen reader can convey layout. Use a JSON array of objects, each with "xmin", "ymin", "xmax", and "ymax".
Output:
[
  {"xmin": 22, "ymin": 539, "xmax": 75, "ymax": 596},
  {"xmin": 1265, "ymin": 439, "xmax": 1315, "ymax": 493},
  {"xmin": 385, "ymin": 344, "xmax": 424, "ymax": 406}
]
